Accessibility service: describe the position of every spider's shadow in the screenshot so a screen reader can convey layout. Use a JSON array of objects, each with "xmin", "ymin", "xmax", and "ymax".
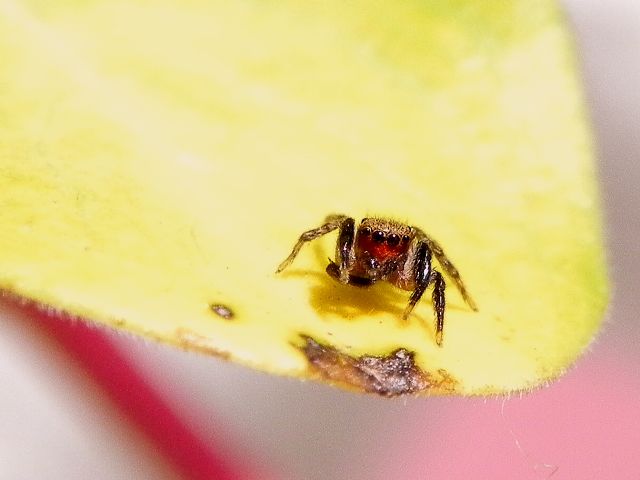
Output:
[
  {"xmin": 283, "ymin": 269, "xmax": 409, "ymax": 321},
  {"xmin": 280, "ymin": 244, "xmax": 419, "ymax": 323}
]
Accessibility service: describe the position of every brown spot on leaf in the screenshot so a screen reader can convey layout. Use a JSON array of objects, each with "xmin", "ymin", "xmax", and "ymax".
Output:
[
  {"xmin": 209, "ymin": 303, "xmax": 234, "ymax": 320},
  {"xmin": 299, "ymin": 335, "xmax": 457, "ymax": 396}
]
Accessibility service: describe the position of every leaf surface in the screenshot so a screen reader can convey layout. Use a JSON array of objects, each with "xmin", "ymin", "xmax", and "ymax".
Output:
[{"xmin": 0, "ymin": 0, "xmax": 608, "ymax": 395}]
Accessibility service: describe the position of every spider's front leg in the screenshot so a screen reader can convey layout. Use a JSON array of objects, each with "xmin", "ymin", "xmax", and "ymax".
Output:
[
  {"xmin": 429, "ymin": 270, "xmax": 446, "ymax": 347},
  {"xmin": 402, "ymin": 241, "xmax": 446, "ymax": 346},
  {"xmin": 276, "ymin": 214, "xmax": 355, "ymax": 283},
  {"xmin": 414, "ymin": 228, "xmax": 477, "ymax": 312}
]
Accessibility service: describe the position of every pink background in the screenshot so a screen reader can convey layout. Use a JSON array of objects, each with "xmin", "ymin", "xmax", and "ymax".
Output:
[{"xmin": 1, "ymin": 1, "xmax": 639, "ymax": 479}]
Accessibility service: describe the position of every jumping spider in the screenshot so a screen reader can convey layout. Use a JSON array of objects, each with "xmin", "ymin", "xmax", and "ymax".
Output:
[{"xmin": 276, "ymin": 214, "xmax": 478, "ymax": 346}]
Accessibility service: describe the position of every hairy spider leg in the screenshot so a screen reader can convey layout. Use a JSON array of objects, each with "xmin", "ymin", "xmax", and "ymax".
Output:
[
  {"xmin": 402, "ymin": 242, "xmax": 448, "ymax": 346},
  {"xmin": 276, "ymin": 214, "xmax": 355, "ymax": 281},
  {"xmin": 334, "ymin": 217, "xmax": 356, "ymax": 282},
  {"xmin": 413, "ymin": 228, "xmax": 478, "ymax": 311},
  {"xmin": 430, "ymin": 270, "xmax": 446, "ymax": 347},
  {"xmin": 402, "ymin": 242, "xmax": 433, "ymax": 321}
]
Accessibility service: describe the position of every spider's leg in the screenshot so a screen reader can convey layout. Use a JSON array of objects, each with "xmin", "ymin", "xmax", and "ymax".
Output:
[
  {"xmin": 430, "ymin": 270, "xmax": 446, "ymax": 347},
  {"xmin": 413, "ymin": 228, "xmax": 477, "ymax": 311},
  {"xmin": 334, "ymin": 216, "xmax": 356, "ymax": 283},
  {"xmin": 276, "ymin": 214, "xmax": 351, "ymax": 274},
  {"xmin": 402, "ymin": 241, "xmax": 432, "ymax": 321}
]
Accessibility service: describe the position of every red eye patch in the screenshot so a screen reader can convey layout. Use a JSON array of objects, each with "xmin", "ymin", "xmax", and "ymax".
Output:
[{"xmin": 357, "ymin": 234, "xmax": 408, "ymax": 261}]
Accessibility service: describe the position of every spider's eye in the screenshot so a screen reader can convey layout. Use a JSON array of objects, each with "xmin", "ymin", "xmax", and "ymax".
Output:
[
  {"xmin": 402, "ymin": 235, "xmax": 411, "ymax": 243},
  {"xmin": 372, "ymin": 230, "xmax": 385, "ymax": 243},
  {"xmin": 360, "ymin": 227, "xmax": 371, "ymax": 236},
  {"xmin": 387, "ymin": 234, "xmax": 400, "ymax": 247}
]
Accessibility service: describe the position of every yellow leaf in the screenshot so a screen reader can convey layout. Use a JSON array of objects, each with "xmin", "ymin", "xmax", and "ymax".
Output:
[{"xmin": 0, "ymin": 0, "xmax": 608, "ymax": 395}]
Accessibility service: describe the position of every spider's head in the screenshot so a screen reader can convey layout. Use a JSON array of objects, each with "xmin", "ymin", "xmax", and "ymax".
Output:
[{"xmin": 356, "ymin": 218, "xmax": 413, "ymax": 262}]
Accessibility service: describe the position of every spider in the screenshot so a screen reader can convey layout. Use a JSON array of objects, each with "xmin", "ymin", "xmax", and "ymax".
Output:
[{"xmin": 276, "ymin": 214, "xmax": 478, "ymax": 346}]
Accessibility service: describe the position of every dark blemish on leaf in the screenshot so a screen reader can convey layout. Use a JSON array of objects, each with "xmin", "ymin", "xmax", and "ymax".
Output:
[
  {"xmin": 209, "ymin": 303, "xmax": 234, "ymax": 320},
  {"xmin": 298, "ymin": 335, "xmax": 457, "ymax": 396}
]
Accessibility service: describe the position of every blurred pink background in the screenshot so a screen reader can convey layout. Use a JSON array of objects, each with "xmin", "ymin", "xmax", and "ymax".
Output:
[{"xmin": 1, "ymin": 1, "xmax": 639, "ymax": 479}]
